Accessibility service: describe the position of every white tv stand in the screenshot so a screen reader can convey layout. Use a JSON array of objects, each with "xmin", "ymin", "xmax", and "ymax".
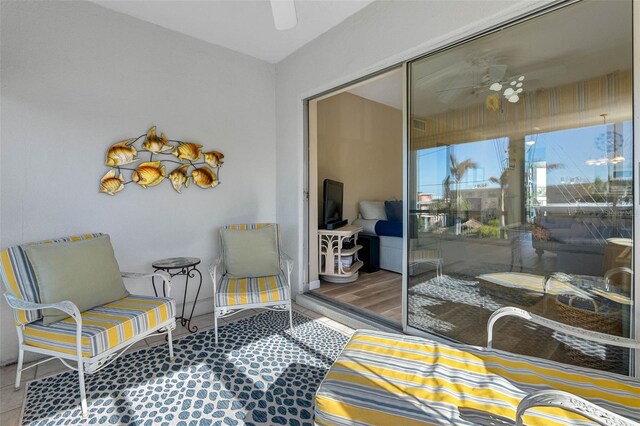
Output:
[{"xmin": 318, "ymin": 225, "xmax": 363, "ymax": 283}]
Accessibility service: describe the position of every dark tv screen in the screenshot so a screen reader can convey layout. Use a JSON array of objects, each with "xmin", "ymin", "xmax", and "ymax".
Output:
[{"xmin": 323, "ymin": 179, "xmax": 343, "ymax": 225}]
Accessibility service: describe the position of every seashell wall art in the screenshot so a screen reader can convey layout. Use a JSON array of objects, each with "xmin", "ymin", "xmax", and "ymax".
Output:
[{"xmin": 100, "ymin": 127, "xmax": 224, "ymax": 195}]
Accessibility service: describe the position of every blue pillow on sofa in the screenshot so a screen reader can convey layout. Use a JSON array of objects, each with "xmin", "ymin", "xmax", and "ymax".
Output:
[
  {"xmin": 375, "ymin": 220, "xmax": 402, "ymax": 237},
  {"xmin": 385, "ymin": 200, "xmax": 402, "ymax": 223}
]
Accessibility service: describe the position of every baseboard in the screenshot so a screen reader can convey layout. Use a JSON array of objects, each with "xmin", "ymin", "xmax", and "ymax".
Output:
[{"xmin": 308, "ymin": 280, "xmax": 320, "ymax": 290}]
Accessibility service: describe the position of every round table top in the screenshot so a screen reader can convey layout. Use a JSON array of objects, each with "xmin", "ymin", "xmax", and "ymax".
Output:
[{"xmin": 152, "ymin": 257, "xmax": 201, "ymax": 269}]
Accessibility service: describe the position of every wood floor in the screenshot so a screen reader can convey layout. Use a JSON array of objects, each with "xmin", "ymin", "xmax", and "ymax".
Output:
[
  {"xmin": 310, "ymin": 264, "xmax": 629, "ymax": 375},
  {"xmin": 311, "ymin": 270, "xmax": 402, "ymax": 323}
]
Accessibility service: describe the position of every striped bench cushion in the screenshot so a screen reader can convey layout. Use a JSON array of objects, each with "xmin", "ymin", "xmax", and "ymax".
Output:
[
  {"xmin": 216, "ymin": 274, "xmax": 288, "ymax": 307},
  {"xmin": 23, "ymin": 295, "xmax": 174, "ymax": 358},
  {"xmin": 315, "ymin": 330, "xmax": 640, "ymax": 426}
]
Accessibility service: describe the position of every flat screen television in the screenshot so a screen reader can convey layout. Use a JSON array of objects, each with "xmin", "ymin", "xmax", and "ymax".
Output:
[{"xmin": 322, "ymin": 179, "xmax": 347, "ymax": 230}]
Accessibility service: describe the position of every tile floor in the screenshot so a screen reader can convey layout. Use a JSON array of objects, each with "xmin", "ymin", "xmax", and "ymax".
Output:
[{"xmin": 0, "ymin": 304, "xmax": 354, "ymax": 426}]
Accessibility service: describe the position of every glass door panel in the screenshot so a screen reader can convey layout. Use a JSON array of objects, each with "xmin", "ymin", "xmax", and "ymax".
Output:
[{"xmin": 407, "ymin": 0, "xmax": 634, "ymax": 374}]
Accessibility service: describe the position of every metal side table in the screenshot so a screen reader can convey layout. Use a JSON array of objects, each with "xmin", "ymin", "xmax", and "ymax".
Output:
[{"xmin": 152, "ymin": 257, "xmax": 202, "ymax": 333}]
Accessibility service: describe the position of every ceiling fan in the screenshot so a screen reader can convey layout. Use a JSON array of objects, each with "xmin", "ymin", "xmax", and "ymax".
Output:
[
  {"xmin": 270, "ymin": 0, "xmax": 297, "ymax": 30},
  {"xmin": 432, "ymin": 57, "xmax": 568, "ymax": 109},
  {"xmin": 434, "ymin": 59, "xmax": 527, "ymax": 105}
]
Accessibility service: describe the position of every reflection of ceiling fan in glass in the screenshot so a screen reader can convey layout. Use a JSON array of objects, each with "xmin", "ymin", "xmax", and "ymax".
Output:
[
  {"xmin": 423, "ymin": 54, "xmax": 570, "ymax": 111},
  {"xmin": 435, "ymin": 61, "xmax": 526, "ymax": 110}
]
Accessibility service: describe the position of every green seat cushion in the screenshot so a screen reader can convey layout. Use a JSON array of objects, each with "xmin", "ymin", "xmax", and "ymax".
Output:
[
  {"xmin": 221, "ymin": 225, "xmax": 280, "ymax": 278},
  {"xmin": 25, "ymin": 235, "xmax": 129, "ymax": 325}
]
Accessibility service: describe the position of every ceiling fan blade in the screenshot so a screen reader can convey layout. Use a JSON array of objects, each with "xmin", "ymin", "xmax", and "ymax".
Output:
[
  {"xmin": 510, "ymin": 65, "xmax": 566, "ymax": 82},
  {"xmin": 436, "ymin": 84, "xmax": 478, "ymax": 93},
  {"xmin": 488, "ymin": 64, "xmax": 507, "ymax": 82},
  {"xmin": 437, "ymin": 88, "xmax": 464, "ymax": 104},
  {"xmin": 414, "ymin": 62, "xmax": 473, "ymax": 90},
  {"xmin": 270, "ymin": 0, "xmax": 297, "ymax": 31},
  {"xmin": 438, "ymin": 89, "xmax": 484, "ymax": 106}
]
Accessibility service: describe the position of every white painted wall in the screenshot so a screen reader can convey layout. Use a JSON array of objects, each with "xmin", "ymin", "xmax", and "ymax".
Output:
[
  {"xmin": 274, "ymin": 0, "xmax": 554, "ymax": 294},
  {"xmin": 0, "ymin": 0, "xmax": 561, "ymax": 365},
  {"xmin": 0, "ymin": 1, "xmax": 276, "ymax": 364}
]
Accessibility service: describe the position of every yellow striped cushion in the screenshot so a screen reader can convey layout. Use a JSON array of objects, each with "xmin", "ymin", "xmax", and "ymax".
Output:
[
  {"xmin": 227, "ymin": 223, "xmax": 273, "ymax": 231},
  {"xmin": 23, "ymin": 295, "xmax": 174, "ymax": 358},
  {"xmin": 315, "ymin": 330, "xmax": 640, "ymax": 426},
  {"xmin": 216, "ymin": 274, "xmax": 288, "ymax": 307}
]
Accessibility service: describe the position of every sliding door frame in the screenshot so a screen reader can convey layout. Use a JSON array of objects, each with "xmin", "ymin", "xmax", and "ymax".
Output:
[
  {"xmin": 402, "ymin": 63, "xmax": 409, "ymax": 331},
  {"xmin": 632, "ymin": 0, "xmax": 639, "ymax": 378},
  {"xmin": 304, "ymin": 64, "xmax": 406, "ymax": 300},
  {"xmin": 403, "ymin": 0, "xmax": 638, "ymax": 376},
  {"xmin": 302, "ymin": 0, "xmax": 637, "ymax": 375}
]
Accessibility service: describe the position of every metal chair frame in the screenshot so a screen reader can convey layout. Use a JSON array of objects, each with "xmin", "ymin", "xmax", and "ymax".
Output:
[
  {"xmin": 487, "ymin": 306, "xmax": 640, "ymax": 426},
  {"xmin": 4, "ymin": 271, "xmax": 176, "ymax": 417},
  {"xmin": 209, "ymin": 224, "xmax": 293, "ymax": 345}
]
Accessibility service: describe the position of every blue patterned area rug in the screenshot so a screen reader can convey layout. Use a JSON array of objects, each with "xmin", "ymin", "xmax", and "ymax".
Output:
[{"xmin": 22, "ymin": 311, "xmax": 349, "ymax": 425}]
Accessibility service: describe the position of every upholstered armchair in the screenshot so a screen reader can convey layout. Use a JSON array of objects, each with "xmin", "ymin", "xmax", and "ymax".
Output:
[
  {"xmin": 1, "ymin": 233, "xmax": 176, "ymax": 417},
  {"xmin": 209, "ymin": 223, "xmax": 293, "ymax": 345}
]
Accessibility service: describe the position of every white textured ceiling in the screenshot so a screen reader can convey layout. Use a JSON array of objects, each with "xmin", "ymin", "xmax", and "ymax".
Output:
[{"xmin": 91, "ymin": 0, "xmax": 374, "ymax": 63}]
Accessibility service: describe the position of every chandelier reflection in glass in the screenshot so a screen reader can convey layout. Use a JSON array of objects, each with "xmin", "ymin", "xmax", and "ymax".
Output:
[{"xmin": 586, "ymin": 114, "xmax": 625, "ymax": 166}]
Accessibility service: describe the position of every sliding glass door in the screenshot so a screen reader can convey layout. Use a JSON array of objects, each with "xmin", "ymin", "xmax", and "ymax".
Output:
[{"xmin": 407, "ymin": 0, "xmax": 634, "ymax": 374}]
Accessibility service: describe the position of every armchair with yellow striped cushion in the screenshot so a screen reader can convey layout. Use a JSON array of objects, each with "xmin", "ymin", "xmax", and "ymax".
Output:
[
  {"xmin": 1, "ymin": 233, "xmax": 176, "ymax": 417},
  {"xmin": 209, "ymin": 223, "xmax": 293, "ymax": 345}
]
